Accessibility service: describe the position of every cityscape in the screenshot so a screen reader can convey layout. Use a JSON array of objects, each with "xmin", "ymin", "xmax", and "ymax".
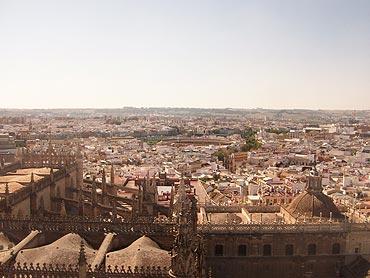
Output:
[
  {"xmin": 0, "ymin": 108, "xmax": 369, "ymax": 277},
  {"xmin": 1, "ymin": 1, "xmax": 370, "ymax": 277}
]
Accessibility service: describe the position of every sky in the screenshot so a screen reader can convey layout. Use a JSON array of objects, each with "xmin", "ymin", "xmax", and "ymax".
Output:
[{"xmin": 0, "ymin": 0, "xmax": 369, "ymax": 110}]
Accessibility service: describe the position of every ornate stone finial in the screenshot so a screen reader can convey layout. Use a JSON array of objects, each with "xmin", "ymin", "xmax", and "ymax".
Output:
[
  {"xmin": 79, "ymin": 240, "xmax": 87, "ymax": 266},
  {"xmin": 50, "ymin": 168, "xmax": 54, "ymax": 182},
  {"xmin": 4, "ymin": 182, "xmax": 10, "ymax": 212},
  {"xmin": 60, "ymin": 200, "xmax": 67, "ymax": 217},
  {"xmin": 177, "ymin": 178, "xmax": 187, "ymax": 203},
  {"xmin": 78, "ymin": 240, "xmax": 87, "ymax": 278},
  {"xmin": 5, "ymin": 182, "xmax": 9, "ymax": 196}
]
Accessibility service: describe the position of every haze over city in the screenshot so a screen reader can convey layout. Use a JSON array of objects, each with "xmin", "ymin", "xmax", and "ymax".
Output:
[
  {"xmin": 1, "ymin": 0, "xmax": 370, "ymax": 110},
  {"xmin": 1, "ymin": 1, "xmax": 370, "ymax": 277}
]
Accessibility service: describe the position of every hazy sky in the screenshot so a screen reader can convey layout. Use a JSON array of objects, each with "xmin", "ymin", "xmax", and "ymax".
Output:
[{"xmin": 0, "ymin": 0, "xmax": 369, "ymax": 109}]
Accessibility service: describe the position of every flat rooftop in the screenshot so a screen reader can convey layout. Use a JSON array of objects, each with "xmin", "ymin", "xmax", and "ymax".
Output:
[{"xmin": 0, "ymin": 167, "xmax": 54, "ymax": 194}]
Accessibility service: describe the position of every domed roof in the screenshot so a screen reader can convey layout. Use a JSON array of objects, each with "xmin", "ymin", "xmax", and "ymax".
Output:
[
  {"xmin": 106, "ymin": 236, "xmax": 170, "ymax": 269},
  {"xmin": 287, "ymin": 191, "xmax": 343, "ymax": 219},
  {"xmin": 16, "ymin": 233, "xmax": 96, "ymax": 266}
]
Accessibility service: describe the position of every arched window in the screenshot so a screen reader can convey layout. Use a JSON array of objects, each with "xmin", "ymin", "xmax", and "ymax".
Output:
[
  {"xmin": 215, "ymin": 245, "xmax": 224, "ymax": 256},
  {"xmin": 263, "ymin": 244, "xmax": 272, "ymax": 256},
  {"xmin": 308, "ymin": 244, "xmax": 316, "ymax": 255},
  {"xmin": 238, "ymin": 245, "xmax": 247, "ymax": 256},
  {"xmin": 285, "ymin": 244, "xmax": 294, "ymax": 256},
  {"xmin": 332, "ymin": 243, "xmax": 340, "ymax": 254}
]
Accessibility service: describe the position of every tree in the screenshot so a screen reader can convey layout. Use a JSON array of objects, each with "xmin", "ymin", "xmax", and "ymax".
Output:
[
  {"xmin": 241, "ymin": 128, "xmax": 261, "ymax": 152},
  {"xmin": 213, "ymin": 149, "xmax": 227, "ymax": 162}
]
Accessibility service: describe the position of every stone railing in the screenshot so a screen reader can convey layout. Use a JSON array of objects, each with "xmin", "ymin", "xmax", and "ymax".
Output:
[
  {"xmin": 244, "ymin": 205, "xmax": 280, "ymax": 213},
  {"xmin": 199, "ymin": 222, "xmax": 370, "ymax": 234},
  {"xmin": 203, "ymin": 205, "xmax": 280, "ymax": 214},
  {"xmin": 1, "ymin": 216, "xmax": 369, "ymax": 236},
  {"xmin": 204, "ymin": 205, "xmax": 241, "ymax": 213},
  {"xmin": 0, "ymin": 263, "xmax": 169, "ymax": 277},
  {"xmin": 0, "ymin": 215, "xmax": 177, "ymax": 236}
]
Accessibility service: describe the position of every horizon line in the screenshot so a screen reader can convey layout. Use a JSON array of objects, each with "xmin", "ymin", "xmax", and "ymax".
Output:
[{"xmin": 0, "ymin": 106, "xmax": 369, "ymax": 111}]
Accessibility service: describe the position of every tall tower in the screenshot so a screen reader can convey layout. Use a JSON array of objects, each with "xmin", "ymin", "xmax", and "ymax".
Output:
[
  {"xmin": 169, "ymin": 179, "xmax": 204, "ymax": 278},
  {"xmin": 76, "ymin": 144, "xmax": 83, "ymax": 189}
]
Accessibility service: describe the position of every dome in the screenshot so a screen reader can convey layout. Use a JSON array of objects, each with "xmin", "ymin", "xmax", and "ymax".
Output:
[
  {"xmin": 16, "ymin": 233, "xmax": 96, "ymax": 266},
  {"xmin": 286, "ymin": 191, "xmax": 343, "ymax": 219},
  {"xmin": 105, "ymin": 236, "xmax": 170, "ymax": 269}
]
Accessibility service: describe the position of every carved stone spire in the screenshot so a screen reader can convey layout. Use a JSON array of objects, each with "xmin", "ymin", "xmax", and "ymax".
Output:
[
  {"xmin": 5, "ymin": 182, "xmax": 9, "ymax": 196},
  {"xmin": 78, "ymin": 240, "xmax": 87, "ymax": 278},
  {"xmin": 60, "ymin": 200, "xmax": 67, "ymax": 217},
  {"xmin": 30, "ymin": 173, "xmax": 37, "ymax": 216},
  {"xmin": 178, "ymin": 178, "xmax": 186, "ymax": 202},
  {"xmin": 102, "ymin": 169, "xmax": 106, "ymax": 186},
  {"xmin": 170, "ymin": 194, "xmax": 203, "ymax": 278},
  {"xmin": 110, "ymin": 164, "xmax": 115, "ymax": 185},
  {"xmin": 78, "ymin": 187, "xmax": 84, "ymax": 217},
  {"xmin": 101, "ymin": 169, "xmax": 107, "ymax": 205},
  {"xmin": 174, "ymin": 178, "xmax": 189, "ymax": 218},
  {"xmin": 138, "ymin": 182, "xmax": 143, "ymax": 215},
  {"xmin": 92, "ymin": 177, "xmax": 97, "ymax": 205},
  {"xmin": 4, "ymin": 182, "xmax": 10, "ymax": 214},
  {"xmin": 50, "ymin": 168, "xmax": 54, "ymax": 182}
]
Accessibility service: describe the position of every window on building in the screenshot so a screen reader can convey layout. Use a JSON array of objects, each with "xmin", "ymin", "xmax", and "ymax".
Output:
[
  {"xmin": 308, "ymin": 244, "xmax": 316, "ymax": 255},
  {"xmin": 355, "ymin": 248, "xmax": 359, "ymax": 254},
  {"xmin": 263, "ymin": 244, "xmax": 272, "ymax": 256},
  {"xmin": 215, "ymin": 245, "xmax": 224, "ymax": 257},
  {"xmin": 332, "ymin": 243, "xmax": 340, "ymax": 254},
  {"xmin": 238, "ymin": 245, "xmax": 247, "ymax": 256},
  {"xmin": 285, "ymin": 244, "xmax": 294, "ymax": 256}
]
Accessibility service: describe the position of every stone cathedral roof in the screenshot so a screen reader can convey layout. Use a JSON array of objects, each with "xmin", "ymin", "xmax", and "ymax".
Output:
[
  {"xmin": 286, "ymin": 172, "xmax": 343, "ymax": 220},
  {"xmin": 15, "ymin": 233, "xmax": 96, "ymax": 266},
  {"xmin": 105, "ymin": 236, "xmax": 170, "ymax": 269},
  {"xmin": 286, "ymin": 190, "xmax": 343, "ymax": 219}
]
